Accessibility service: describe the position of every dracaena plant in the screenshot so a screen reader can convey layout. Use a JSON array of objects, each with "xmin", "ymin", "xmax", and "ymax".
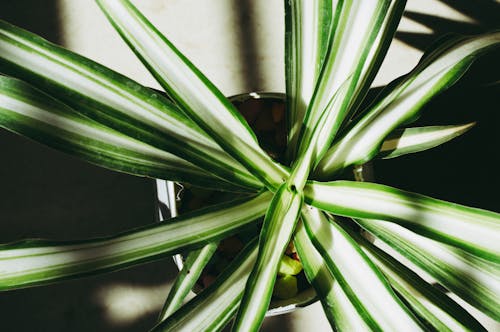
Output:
[{"xmin": 0, "ymin": 0, "xmax": 498, "ymax": 331}]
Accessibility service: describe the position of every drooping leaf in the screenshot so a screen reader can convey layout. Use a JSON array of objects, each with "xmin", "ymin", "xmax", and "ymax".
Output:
[
  {"xmin": 96, "ymin": 0, "xmax": 288, "ymax": 190},
  {"xmin": 0, "ymin": 192, "xmax": 271, "ymax": 291},
  {"xmin": 304, "ymin": 180, "xmax": 500, "ymax": 263}
]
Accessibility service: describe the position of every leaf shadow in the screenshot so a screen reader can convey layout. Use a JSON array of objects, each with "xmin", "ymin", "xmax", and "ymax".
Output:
[{"xmin": 396, "ymin": 0, "xmax": 500, "ymax": 51}]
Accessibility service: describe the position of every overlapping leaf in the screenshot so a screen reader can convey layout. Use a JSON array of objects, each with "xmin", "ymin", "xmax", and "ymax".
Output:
[
  {"xmin": 97, "ymin": 0, "xmax": 288, "ymax": 190},
  {"xmin": 0, "ymin": 19, "xmax": 261, "ymax": 190},
  {"xmin": 302, "ymin": 208, "xmax": 422, "ymax": 331},
  {"xmin": 316, "ymin": 32, "xmax": 500, "ymax": 177},
  {"xmin": 356, "ymin": 219, "xmax": 500, "ymax": 321}
]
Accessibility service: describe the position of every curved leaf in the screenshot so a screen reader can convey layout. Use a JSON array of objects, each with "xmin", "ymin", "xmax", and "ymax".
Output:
[
  {"xmin": 158, "ymin": 242, "xmax": 218, "ymax": 321},
  {"xmin": 285, "ymin": 0, "xmax": 332, "ymax": 156}
]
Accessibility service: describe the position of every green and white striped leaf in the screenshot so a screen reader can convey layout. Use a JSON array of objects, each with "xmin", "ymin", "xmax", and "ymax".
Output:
[
  {"xmin": 304, "ymin": 180, "xmax": 500, "ymax": 263},
  {"xmin": 96, "ymin": 0, "xmax": 288, "ymax": 190},
  {"xmin": 284, "ymin": 0, "xmax": 332, "ymax": 156},
  {"xmin": 0, "ymin": 19, "xmax": 262, "ymax": 190},
  {"xmin": 289, "ymin": 76, "xmax": 354, "ymax": 189},
  {"xmin": 298, "ymin": 0, "xmax": 404, "ymax": 159},
  {"xmin": 316, "ymin": 32, "xmax": 500, "ymax": 177},
  {"xmin": 377, "ymin": 123, "xmax": 475, "ymax": 159},
  {"xmin": 302, "ymin": 207, "xmax": 422, "ymax": 331},
  {"xmin": 233, "ymin": 184, "xmax": 303, "ymax": 331},
  {"xmin": 294, "ymin": 217, "xmax": 369, "ymax": 330},
  {"xmin": 158, "ymin": 242, "xmax": 218, "ymax": 321},
  {"xmin": 153, "ymin": 238, "xmax": 258, "ymax": 332},
  {"xmin": 0, "ymin": 76, "xmax": 241, "ymax": 191},
  {"xmin": 0, "ymin": 192, "xmax": 271, "ymax": 291},
  {"xmin": 356, "ymin": 218, "xmax": 500, "ymax": 320},
  {"xmin": 350, "ymin": 228, "xmax": 487, "ymax": 331}
]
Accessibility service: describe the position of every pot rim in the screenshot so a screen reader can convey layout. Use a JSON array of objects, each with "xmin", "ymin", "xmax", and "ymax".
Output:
[{"xmin": 156, "ymin": 91, "xmax": 372, "ymax": 316}]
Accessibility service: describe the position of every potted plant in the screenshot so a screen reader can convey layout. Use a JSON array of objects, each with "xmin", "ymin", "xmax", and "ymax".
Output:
[{"xmin": 0, "ymin": 0, "xmax": 499, "ymax": 331}]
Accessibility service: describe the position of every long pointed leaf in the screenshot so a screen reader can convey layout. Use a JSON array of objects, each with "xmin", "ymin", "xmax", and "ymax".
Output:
[
  {"xmin": 0, "ymin": 19, "xmax": 262, "ymax": 190},
  {"xmin": 302, "ymin": 208, "xmax": 422, "ymax": 331},
  {"xmin": 233, "ymin": 184, "xmax": 303, "ymax": 331},
  {"xmin": 96, "ymin": 0, "xmax": 288, "ymax": 190},
  {"xmin": 316, "ymin": 32, "xmax": 500, "ymax": 177},
  {"xmin": 377, "ymin": 123, "xmax": 475, "ymax": 159},
  {"xmin": 304, "ymin": 180, "xmax": 500, "ymax": 263},
  {"xmin": 0, "ymin": 76, "xmax": 242, "ymax": 191},
  {"xmin": 355, "ymin": 218, "xmax": 500, "ymax": 320},
  {"xmin": 0, "ymin": 192, "xmax": 271, "ymax": 291}
]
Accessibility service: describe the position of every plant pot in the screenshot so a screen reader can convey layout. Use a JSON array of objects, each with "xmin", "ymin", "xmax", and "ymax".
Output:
[{"xmin": 155, "ymin": 92, "xmax": 371, "ymax": 316}]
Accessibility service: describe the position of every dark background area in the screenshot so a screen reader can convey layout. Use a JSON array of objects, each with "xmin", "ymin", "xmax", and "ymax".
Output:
[{"xmin": 0, "ymin": 0, "xmax": 499, "ymax": 331}]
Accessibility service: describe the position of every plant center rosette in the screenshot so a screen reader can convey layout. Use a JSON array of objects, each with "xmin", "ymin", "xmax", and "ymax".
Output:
[{"xmin": 161, "ymin": 92, "xmax": 371, "ymax": 314}]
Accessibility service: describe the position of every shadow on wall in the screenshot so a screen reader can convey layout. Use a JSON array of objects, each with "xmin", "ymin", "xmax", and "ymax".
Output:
[{"xmin": 397, "ymin": 0, "xmax": 500, "ymax": 50}]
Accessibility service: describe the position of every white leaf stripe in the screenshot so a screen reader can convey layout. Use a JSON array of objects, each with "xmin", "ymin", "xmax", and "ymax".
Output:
[
  {"xmin": 304, "ymin": 181, "xmax": 500, "ymax": 263},
  {"xmin": 234, "ymin": 184, "xmax": 303, "ymax": 331},
  {"xmin": 96, "ymin": 0, "xmax": 288, "ymax": 190},
  {"xmin": 378, "ymin": 123, "xmax": 475, "ymax": 159},
  {"xmin": 302, "ymin": 208, "xmax": 422, "ymax": 331},
  {"xmin": 294, "ymin": 218, "xmax": 370, "ymax": 331},
  {"xmin": 0, "ymin": 193, "xmax": 271, "ymax": 290},
  {"xmin": 356, "ymin": 219, "xmax": 500, "ymax": 320},
  {"xmin": 316, "ymin": 32, "xmax": 500, "ymax": 177},
  {"xmin": 153, "ymin": 239, "xmax": 258, "ymax": 332},
  {"xmin": 351, "ymin": 229, "xmax": 487, "ymax": 331},
  {"xmin": 0, "ymin": 19, "xmax": 262, "ymax": 190}
]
